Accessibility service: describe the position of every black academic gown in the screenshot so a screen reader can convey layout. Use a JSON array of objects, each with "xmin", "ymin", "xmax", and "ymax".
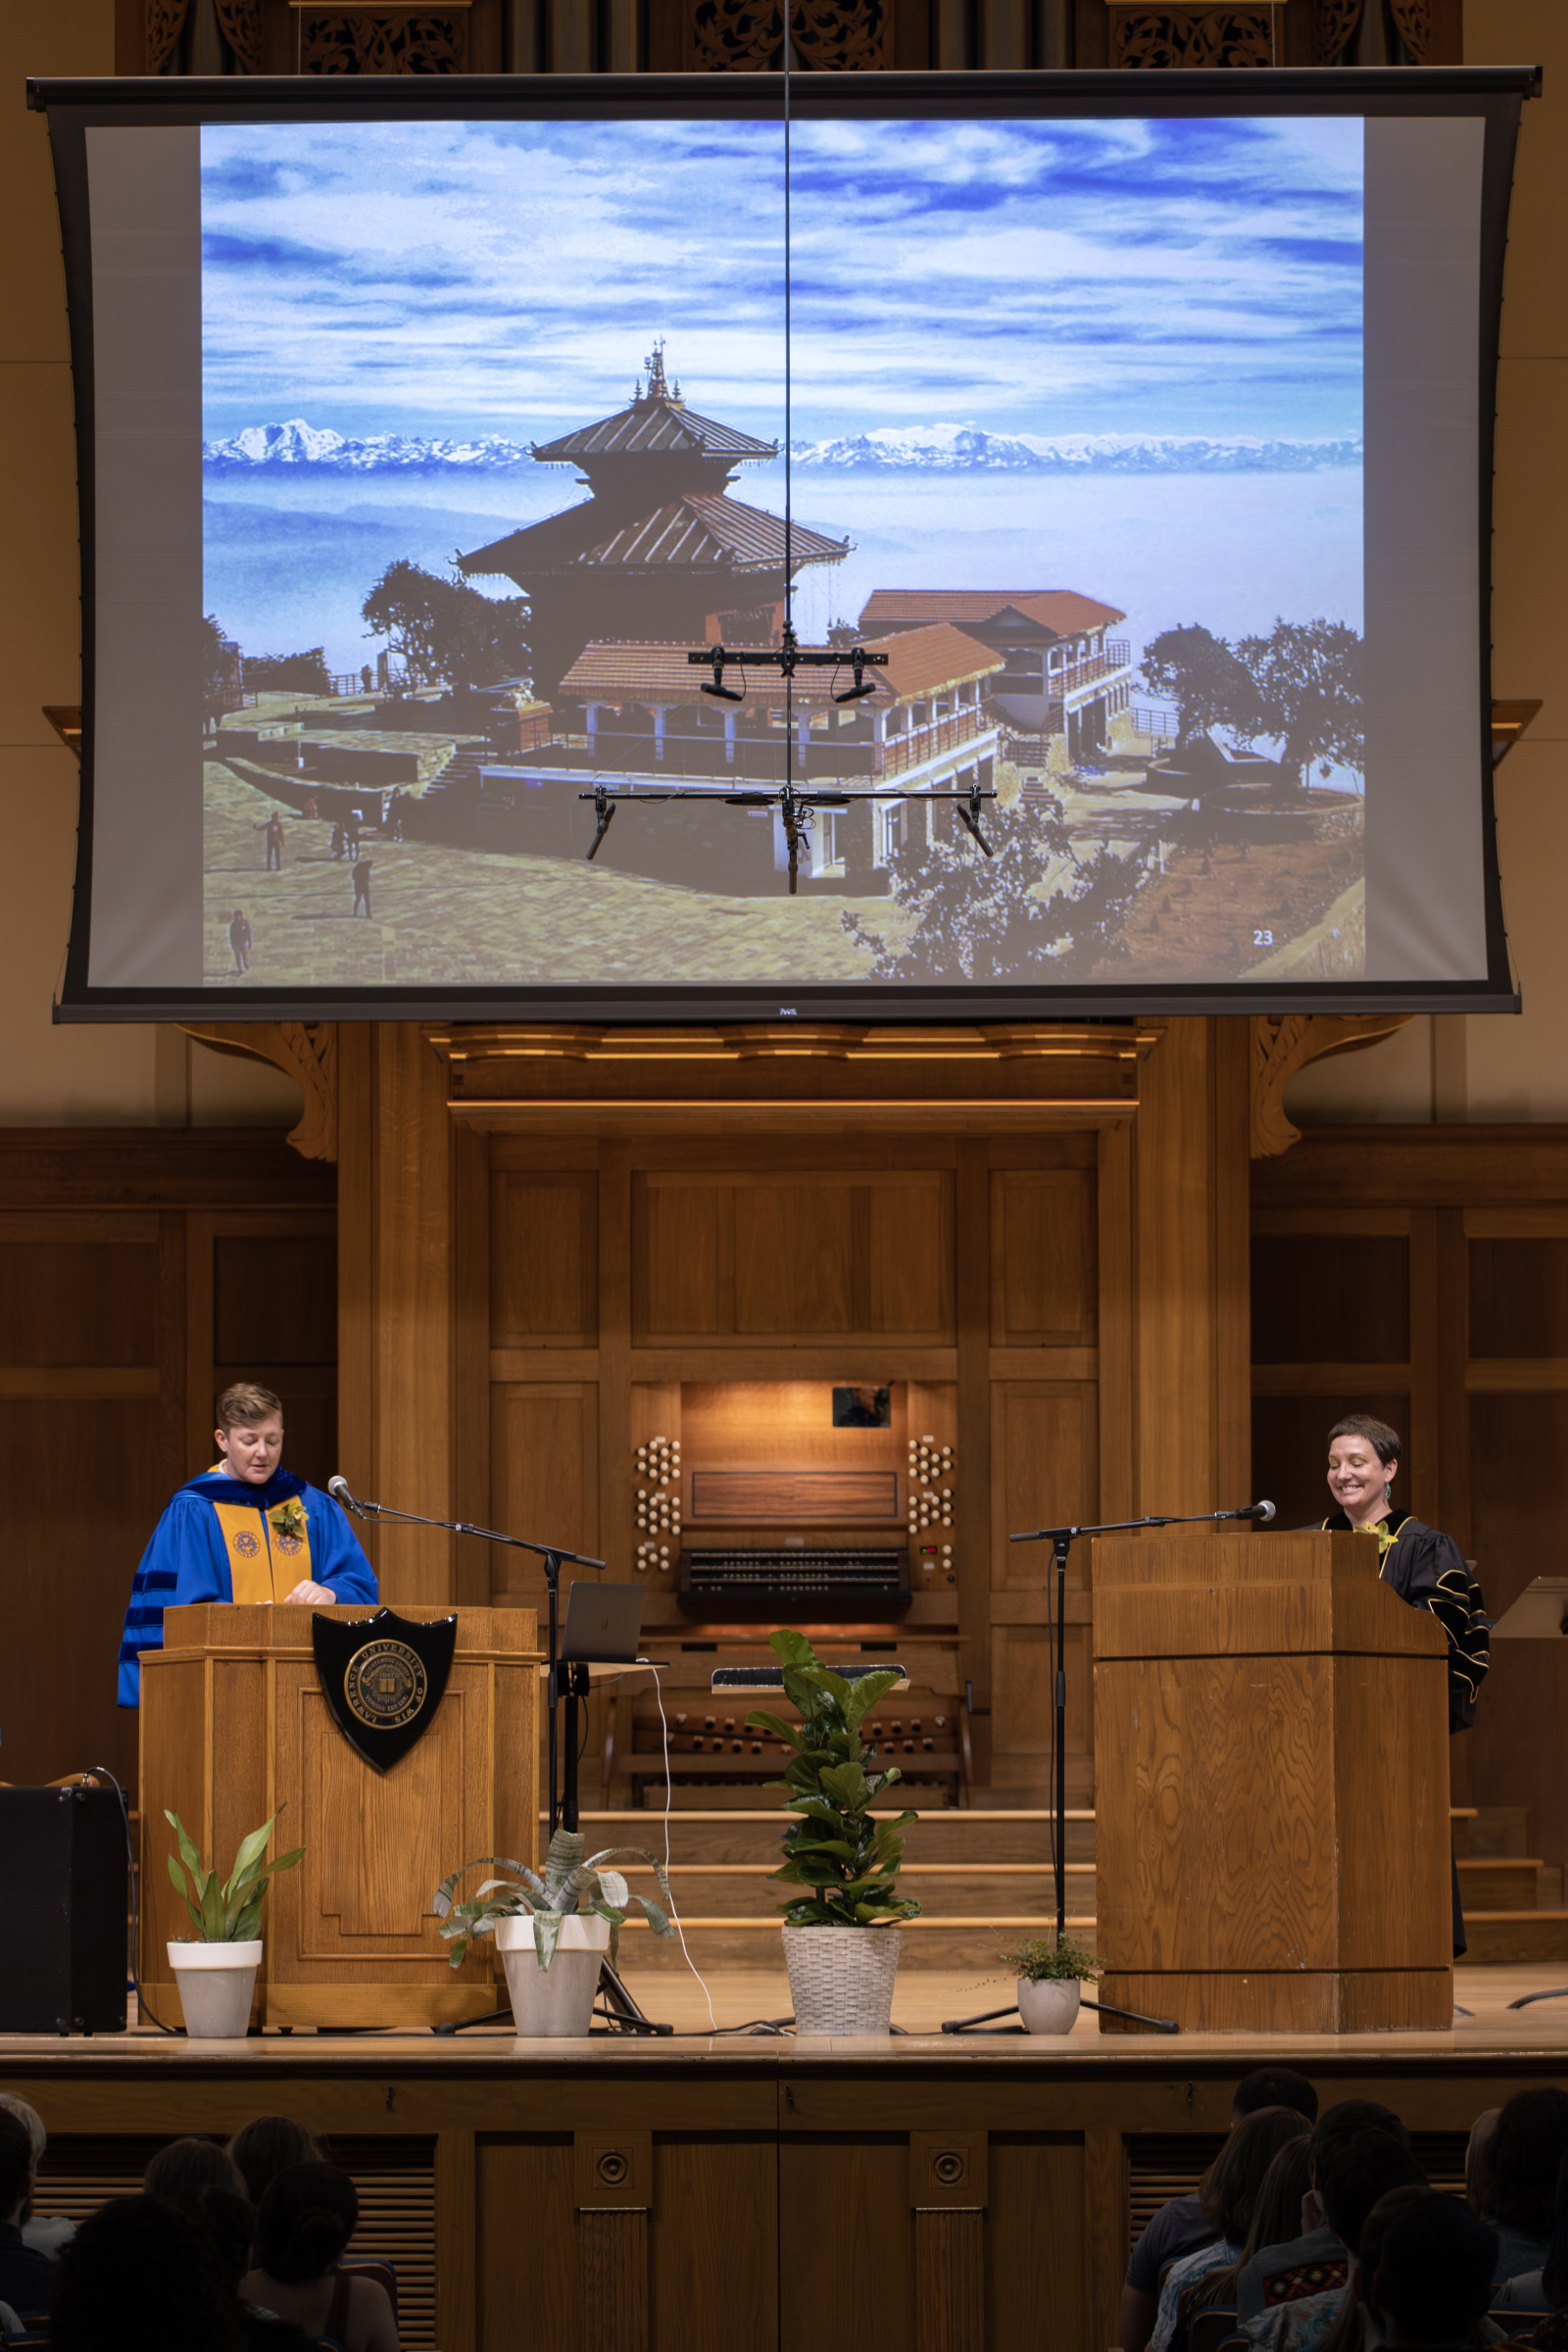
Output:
[{"xmin": 1323, "ymin": 1508, "xmax": 1490, "ymax": 1955}]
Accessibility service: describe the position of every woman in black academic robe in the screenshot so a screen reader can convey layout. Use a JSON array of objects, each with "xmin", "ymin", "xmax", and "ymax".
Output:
[{"xmin": 1321, "ymin": 1411, "xmax": 1490, "ymax": 1954}]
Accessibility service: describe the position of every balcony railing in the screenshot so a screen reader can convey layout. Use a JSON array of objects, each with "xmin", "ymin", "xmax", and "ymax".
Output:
[{"xmin": 532, "ymin": 706, "xmax": 995, "ymax": 786}]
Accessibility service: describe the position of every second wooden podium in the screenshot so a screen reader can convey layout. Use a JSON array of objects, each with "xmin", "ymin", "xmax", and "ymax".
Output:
[
  {"xmin": 1092, "ymin": 1530, "xmax": 1452, "ymax": 2034},
  {"xmin": 139, "ymin": 1604, "xmax": 542, "ymax": 2028}
]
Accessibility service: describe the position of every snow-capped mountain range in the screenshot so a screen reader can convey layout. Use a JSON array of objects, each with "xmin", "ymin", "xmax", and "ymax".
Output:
[{"xmin": 203, "ymin": 417, "xmax": 1363, "ymax": 477}]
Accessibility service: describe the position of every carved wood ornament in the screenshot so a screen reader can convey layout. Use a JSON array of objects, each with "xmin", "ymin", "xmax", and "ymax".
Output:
[
  {"xmin": 685, "ymin": 0, "xmax": 888, "ymax": 69},
  {"xmin": 1249, "ymin": 1012, "xmax": 1412, "ymax": 1158},
  {"xmin": 294, "ymin": 9, "xmax": 471, "ymax": 69},
  {"xmin": 1109, "ymin": 6, "xmax": 1280, "ymax": 67},
  {"xmin": 179, "ymin": 1021, "xmax": 340, "ymax": 1161}
]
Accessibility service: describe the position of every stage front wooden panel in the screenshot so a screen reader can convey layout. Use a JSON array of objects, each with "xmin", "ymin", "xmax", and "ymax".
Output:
[
  {"xmin": 1092, "ymin": 1531, "xmax": 1451, "ymax": 2032},
  {"xmin": 140, "ymin": 1603, "xmax": 540, "ymax": 2027}
]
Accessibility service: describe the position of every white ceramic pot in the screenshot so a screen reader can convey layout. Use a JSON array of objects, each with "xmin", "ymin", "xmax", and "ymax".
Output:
[
  {"xmin": 1017, "ymin": 1976, "xmax": 1082, "ymax": 2034},
  {"xmin": 783, "ymin": 1925, "xmax": 903, "ymax": 2035},
  {"xmin": 168, "ymin": 1940, "xmax": 263, "ymax": 2039},
  {"xmin": 495, "ymin": 1914, "xmax": 610, "ymax": 2037}
]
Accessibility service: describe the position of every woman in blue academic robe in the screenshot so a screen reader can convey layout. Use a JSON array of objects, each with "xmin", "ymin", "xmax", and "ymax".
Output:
[{"xmin": 118, "ymin": 1382, "xmax": 377, "ymax": 1706}]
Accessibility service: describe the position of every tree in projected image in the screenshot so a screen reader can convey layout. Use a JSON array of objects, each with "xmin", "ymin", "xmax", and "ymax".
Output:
[
  {"xmin": 1143, "ymin": 617, "xmax": 1364, "ymax": 795},
  {"xmin": 361, "ymin": 559, "xmax": 530, "ymax": 693},
  {"xmin": 842, "ymin": 799, "xmax": 1146, "ymax": 983}
]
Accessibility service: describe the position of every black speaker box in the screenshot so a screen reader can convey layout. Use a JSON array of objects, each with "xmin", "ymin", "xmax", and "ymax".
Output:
[{"xmin": 0, "ymin": 1786, "xmax": 127, "ymax": 2032}]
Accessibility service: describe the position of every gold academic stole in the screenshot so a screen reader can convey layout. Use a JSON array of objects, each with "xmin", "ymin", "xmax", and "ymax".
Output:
[{"xmin": 208, "ymin": 1487, "xmax": 314, "ymax": 1604}]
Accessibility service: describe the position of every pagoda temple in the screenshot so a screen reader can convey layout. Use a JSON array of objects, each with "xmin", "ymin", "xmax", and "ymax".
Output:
[{"xmin": 456, "ymin": 344, "xmax": 849, "ymax": 707}]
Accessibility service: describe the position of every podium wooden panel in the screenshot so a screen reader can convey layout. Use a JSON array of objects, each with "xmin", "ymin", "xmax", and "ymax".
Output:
[
  {"xmin": 139, "ymin": 1605, "xmax": 541, "ymax": 2028},
  {"xmin": 1092, "ymin": 1532, "xmax": 1451, "ymax": 2034}
]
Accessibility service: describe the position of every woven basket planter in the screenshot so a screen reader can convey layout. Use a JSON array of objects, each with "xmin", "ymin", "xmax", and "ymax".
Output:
[{"xmin": 783, "ymin": 1926, "xmax": 903, "ymax": 2034}]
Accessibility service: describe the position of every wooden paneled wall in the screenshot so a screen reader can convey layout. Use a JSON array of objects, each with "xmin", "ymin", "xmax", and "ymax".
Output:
[
  {"xmin": 0, "ymin": 1135, "xmax": 335, "ymax": 1786},
  {"xmin": 1252, "ymin": 1126, "xmax": 1568, "ymax": 1876}
]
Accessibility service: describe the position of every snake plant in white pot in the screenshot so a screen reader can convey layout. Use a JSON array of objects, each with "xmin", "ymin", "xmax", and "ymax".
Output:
[
  {"xmin": 165, "ymin": 1808, "xmax": 303, "ymax": 2038},
  {"xmin": 744, "ymin": 1628, "xmax": 922, "ymax": 2034},
  {"xmin": 434, "ymin": 1830, "xmax": 675, "ymax": 2036}
]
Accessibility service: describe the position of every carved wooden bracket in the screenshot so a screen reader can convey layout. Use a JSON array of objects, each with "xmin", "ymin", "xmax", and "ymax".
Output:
[
  {"xmin": 179, "ymin": 1021, "xmax": 339, "ymax": 1162},
  {"xmin": 1250, "ymin": 1012, "xmax": 1412, "ymax": 1158}
]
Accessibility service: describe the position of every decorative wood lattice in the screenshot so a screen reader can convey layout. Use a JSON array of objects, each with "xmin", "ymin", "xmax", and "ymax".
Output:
[
  {"xmin": 146, "ymin": 0, "xmax": 193, "ymax": 70},
  {"xmin": 1314, "ymin": 0, "xmax": 1364, "ymax": 61},
  {"xmin": 297, "ymin": 10, "xmax": 469, "ymax": 70},
  {"xmin": 1111, "ymin": 6, "xmax": 1277, "ymax": 65},
  {"xmin": 214, "ymin": 0, "xmax": 266, "ymax": 67},
  {"xmin": 1388, "ymin": 0, "xmax": 1433, "ymax": 60},
  {"xmin": 687, "ymin": 0, "xmax": 888, "ymax": 71}
]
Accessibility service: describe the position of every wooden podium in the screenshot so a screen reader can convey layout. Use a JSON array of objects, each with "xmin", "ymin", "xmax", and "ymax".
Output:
[
  {"xmin": 139, "ymin": 1604, "xmax": 541, "ymax": 2028},
  {"xmin": 1092, "ymin": 1531, "xmax": 1452, "ymax": 2034}
]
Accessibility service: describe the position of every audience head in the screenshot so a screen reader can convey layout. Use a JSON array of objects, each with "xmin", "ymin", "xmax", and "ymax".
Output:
[
  {"xmin": 1369, "ymin": 2191, "xmax": 1497, "ymax": 2346},
  {"xmin": 1350, "ymin": 2187, "xmax": 1431, "ymax": 2308},
  {"xmin": 1186, "ymin": 2132, "xmax": 1316, "ymax": 2320},
  {"xmin": 255, "ymin": 2163, "xmax": 359, "ymax": 2284},
  {"xmin": 1318, "ymin": 2131, "xmax": 1427, "ymax": 2258},
  {"xmin": 0, "ymin": 2107, "xmax": 35, "ymax": 2225},
  {"xmin": 51, "ymin": 2196, "xmax": 246, "ymax": 2352},
  {"xmin": 0, "ymin": 2093, "xmax": 46, "ymax": 2170},
  {"xmin": 164, "ymin": 2182, "xmax": 257, "ymax": 2290},
  {"xmin": 1310, "ymin": 2099, "xmax": 1411, "ymax": 2187},
  {"xmin": 226, "ymin": 2115, "xmax": 325, "ymax": 2209},
  {"xmin": 1465, "ymin": 2108, "xmax": 1500, "ymax": 2212},
  {"xmin": 1234, "ymin": 2069, "xmax": 1319, "ymax": 2127},
  {"xmin": 1480, "ymin": 2085, "xmax": 1568, "ymax": 2238},
  {"xmin": 144, "ymin": 2135, "xmax": 246, "ymax": 2203},
  {"xmin": 1200, "ymin": 2105, "xmax": 1314, "ymax": 2244},
  {"xmin": 1541, "ymin": 2155, "xmax": 1568, "ymax": 2311}
]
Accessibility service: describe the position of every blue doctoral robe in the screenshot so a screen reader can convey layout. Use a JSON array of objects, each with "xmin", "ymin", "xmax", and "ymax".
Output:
[{"xmin": 118, "ymin": 1468, "xmax": 377, "ymax": 1706}]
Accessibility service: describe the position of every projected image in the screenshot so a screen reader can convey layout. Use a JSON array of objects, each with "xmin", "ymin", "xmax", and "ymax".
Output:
[{"xmin": 197, "ymin": 114, "xmax": 1364, "ymax": 992}]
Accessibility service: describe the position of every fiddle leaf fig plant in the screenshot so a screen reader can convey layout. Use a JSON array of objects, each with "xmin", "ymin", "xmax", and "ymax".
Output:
[
  {"xmin": 432, "ymin": 1828, "xmax": 675, "ymax": 1971},
  {"xmin": 745, "ymin": 1627, "xmax": 923, "ymax": 1929},
  {"xmin": 166, "ymin": 1808, "xmax": 304, "ymax": 1943}
]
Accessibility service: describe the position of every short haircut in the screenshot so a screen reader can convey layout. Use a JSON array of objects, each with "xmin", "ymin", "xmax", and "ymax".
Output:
[
  {"xmin": 1318, "ymin": 2130, "xmax": 1427, "ymax": 2257},
  {"xmin": 1327, "ymin": 1414, "xmax": 1402, "ymax": 1468},
  {"xmin": 226, "ymin": 2114, "xmax": 325, "ymax": 2209},
  {"xmin": 1310, "ymin": 2098, "xmax": 1410, "ymax": 2176},
  {"xmin": 216, "ymin": 1383, "xmax": 284, "ymax": 1431},
  {"xmin": 0, "ymin": 2093, "xmax": 46, "ymax": 2168},
  {"xmin": 0, "ymin": 2108, "xmax": 34, "ymax": 2215},
  {"xmin": 1200, "ymin": 2106, "xmax": 1313, "ymax": 2244},
  {"xmin": 143, "ymin": 2137, "xmax": 246, "ymax": 2203},
  {"xmin": 1374, "ymin": 2193, "xmax": 1497, "ymax": 2343},
  {"xmin": 1485, "ymin": 2085, "xmax": 1568, "ymax": 2238},
  {"xmin": 1234, "ymin": 2069, "xmax": 1319, "ymax": 2126}
]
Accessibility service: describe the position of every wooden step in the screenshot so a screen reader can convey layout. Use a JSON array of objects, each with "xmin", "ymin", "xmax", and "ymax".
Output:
[
  {"xmin": 1457, "ymin": 1858, "xmax": 1544, "ymax": 1911},
  {"xmin": 1460, "ymin": 1912, "xmax": 1568, "ymax": 1966},
  {"xmin": 615, "ymin": 1862, "xmax": 1096, "ymax": 1918},
  {"xmin": 618, "ymin": 1912, "xmax": 1098, "ymax": 1972}
]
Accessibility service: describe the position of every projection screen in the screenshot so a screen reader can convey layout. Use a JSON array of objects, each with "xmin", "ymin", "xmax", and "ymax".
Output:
[{"xmin": 33, "ymin": 68, "xmax": 1534, "ymax": 1022}]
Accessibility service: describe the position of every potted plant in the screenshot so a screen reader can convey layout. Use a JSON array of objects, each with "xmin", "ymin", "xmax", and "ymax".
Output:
[
  {"xmin": 744, "ymin": 1628, "xmax": 921, "ymax": 2035},
  {"xmin": 1001, "ymin": 1934, "xmax": 1099, "ymax": 2034},
  {"xmin": 165, "ymin": 1808, "xmax": 303, "ymax": 2038},
  {"xmin": 433, "ymin": 1829, "xmax": 675, "ymax": 2037}
]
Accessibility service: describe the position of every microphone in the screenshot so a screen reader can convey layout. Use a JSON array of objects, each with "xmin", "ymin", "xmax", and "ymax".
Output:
[
  {"xmin": 328, "ymin": 1474, "xmax": 368, "ymax": 1518},
  {"xmin": 1226, "ymin": 1499, "xmax": 1276, "ymax": 1524}
]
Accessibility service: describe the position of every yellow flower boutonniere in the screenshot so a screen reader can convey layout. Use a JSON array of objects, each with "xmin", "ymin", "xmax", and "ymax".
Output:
[{"xmin": 270, "ymin": 1498, "xmax": 308, "ymax": 1546}]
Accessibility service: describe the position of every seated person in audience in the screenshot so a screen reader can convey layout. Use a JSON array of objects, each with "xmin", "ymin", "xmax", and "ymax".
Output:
[
  {"xmin": 144, "ymin": 2135, "xmax": 248, "ymax": 2202},
  {"xmin": 0, "ymin": 2110, "xmax": 54, "ymax": 2321},
  {"xmin": 1183, "ymin": 2140, "xmax": 1316, "ymax": 2344},
  {"xmin": 1326, "ymin": 2186, "xmax": 1439, "ymax": 2352},
  {"xmin": 0, "ymin": 2092, "xmax": 73, "ymax": 2260},
  {"xmin": 1238, "ymin": 2103, "xmax": 1413, "ymax": 2324},
  {"xmin": 1365, "ymin": 2192, "xmax": 1498, "ymax": 2351},
  {"xmin": 1151, "ymin": 2110, "xmax": 1314, "ymax": 2352},
  {"xmin": 1494, "ymin": 2154, "xmax": 1568, "ymax": 2321},
  {"xmin": 241, "ymin": 2164, "xmax": 398, "ymax": 2352},
  {"xmin": 166, "ymin": 2180, "xmax": 312, "ymax": 2350},
  {"xmin": 1245, "ymin": 2133, "xmax": 1428, "ymax": 2352},
  {"xmin": 1121, "ymin": 2070, "xmax": 1321, "ymax": 2352},
  {"xmin": 228, "ymin": 2117, "xmax": 327, "ymax": 2212},
  {"xmin": 51, "ymin": 2195, "xmax": 248, "ymax": 2352},
  {"xmin": 1469, "ymin": 2088, "xmax": 1568, "ymax": 2287}
]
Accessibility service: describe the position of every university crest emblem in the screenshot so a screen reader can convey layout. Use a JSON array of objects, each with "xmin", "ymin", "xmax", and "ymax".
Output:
[{"xmin": 311, "ymin": 1606, "xmax": 457, "ymax": 1773}]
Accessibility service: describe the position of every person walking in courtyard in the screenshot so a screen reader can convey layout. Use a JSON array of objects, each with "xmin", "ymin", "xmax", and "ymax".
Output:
[
  {"xmin": 262, "ymin": 813, "xmax": 284, "ymax": 870},
  {"xmin": 351, "ymin": 858, "xmax": 372, "ymax": 917},
  {"xmin": 330, "ymin": 820, "xmax": 345, "ymax": 861},
  {"xmin": 228, "ymin": 909, "xmax": 252, "ymax": 974}
]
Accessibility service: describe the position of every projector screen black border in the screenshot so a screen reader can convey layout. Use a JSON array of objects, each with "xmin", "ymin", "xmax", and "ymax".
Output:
[{"xmin": 32, "ymin": 66, "xmax": 1538, "ymax": 1026}]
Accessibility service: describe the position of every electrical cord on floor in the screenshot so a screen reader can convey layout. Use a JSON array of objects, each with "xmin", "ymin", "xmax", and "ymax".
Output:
[{"xmin": 87, "ymin": 1765, "xmax": 179, "ymax": 2035}]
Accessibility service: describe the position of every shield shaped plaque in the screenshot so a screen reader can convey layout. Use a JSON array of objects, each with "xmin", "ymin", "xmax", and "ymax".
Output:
[{"xmin": 312, "ymin": 1607, "xmax": 458, "ymax": 1773}]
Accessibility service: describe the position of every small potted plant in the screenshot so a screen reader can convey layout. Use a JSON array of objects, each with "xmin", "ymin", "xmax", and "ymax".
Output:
[
  {"xmin": 1001, "ymin": 1934, "xmax": 1099, "ymax": 2034},
  {"xmin": 165, "ymin": 1809, "xmax": 303, "ymax": 2038},
  {"xmin": 433, "ymin": 1829, "xmax": 675, "ymax": 2037},
  {"xmin": 744, "ymin": 1628, "xmax": 921, "ymax": 2035}
]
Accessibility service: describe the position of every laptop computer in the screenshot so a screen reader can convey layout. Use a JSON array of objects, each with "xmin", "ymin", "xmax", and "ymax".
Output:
[{"xmin": 559, "ymin": 1580, "xmax": 646, "ymax": 1665}]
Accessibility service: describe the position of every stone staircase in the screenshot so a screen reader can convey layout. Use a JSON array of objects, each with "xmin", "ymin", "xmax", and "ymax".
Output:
[{"xmin": 589, "ymin": 1801, "xmax": 1568, "ymax": 1976}]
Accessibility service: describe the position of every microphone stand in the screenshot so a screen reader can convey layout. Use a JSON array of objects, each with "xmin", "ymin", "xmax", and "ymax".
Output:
[
  {"xmin": 946, "ymin": 1504, "xmax": 1263, "ymax": 2039},
  {"xmin": 333, "ymin": 1490, "xmax": 667, "ymax": 2036}
]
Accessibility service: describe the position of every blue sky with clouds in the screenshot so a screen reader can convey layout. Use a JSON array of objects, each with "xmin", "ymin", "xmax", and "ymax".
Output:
[{"xmin": 201, "ymin": 112, "xmax": 1362, "ymax": 446}]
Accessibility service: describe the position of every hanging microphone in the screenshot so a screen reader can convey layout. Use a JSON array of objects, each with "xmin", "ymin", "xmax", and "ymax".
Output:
[
  {"xmin": 1226, "ymin": 1499, "xmax": 1276, "ymax": 1524},
  {"xmin": 327, "ymin": 1474, "xmax": 368, "ymax": 1518}
]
